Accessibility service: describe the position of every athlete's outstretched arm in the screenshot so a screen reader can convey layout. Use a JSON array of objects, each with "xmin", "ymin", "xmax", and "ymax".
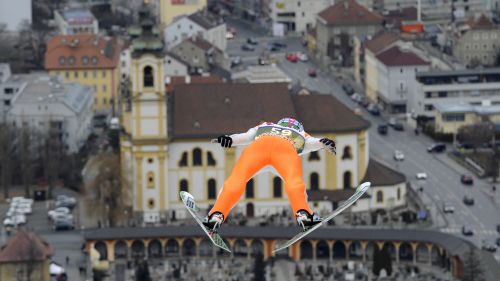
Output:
[
  {"xmin": 300, "ymin": 136, "xmax": 336, "ymax": 156},
  {"xmin": 213, "ymin": 126, "xmax": 258, "ymax": 148}
]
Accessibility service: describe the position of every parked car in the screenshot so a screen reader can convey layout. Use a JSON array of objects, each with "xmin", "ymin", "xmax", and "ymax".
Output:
[
  {"xmin": 427, "ymin": 143, "xmax": 446, "ymax": 153},
  {"xmin": 286, "ymin": 53, "xmax": 299, "ymax": 62},
  {"xmin": 462, "ymin": 224, "xmax": 474, "ymax": 236},
  {"xmin": 394, "ymin": 150, "xmax": 405, "ymax": 161},
  {"xmin": 271, "ymin": 41, "xmax": 287, "ymax": 48},
  {"xmin": 308, "ymin": 68, "xmax": 317, "ymax": 77},
  {"xmin": 463, "ymin": 196, "xmax": 475, "ymax": 206},
  {"xmin": 48, "ymin": 207, "xmax": 71, "ymax": 220},
  {"xmin": 342, "ymin": 84, "xmax": 355, "ymax": 95},
  {"xmin": 388, "ymin": 117, "xmax": 397, "ymax": 127},
  {"xmin": 367, "ymin": 104, "xmax": 380, "ymax": 115},
  {"xmin": 377, "ymin": 124, "xmax": 388, "ymax": 135},
  {"xmin": 246, "ymin": 37, "xmax": 258, "ymax": 45},
  {"xmin": 53, "ymin": 219, "xmax": 75, "ymax": 231},
  {"xmin": 55, "ymin": 200, "xmax": 76, "ymax": 210},
  {"xmin": 4, "ymin": 214, "xmax": 27, "ymax": 226},
  {"xmin": 481, "ymin": 240, "xmax": 497, "ymax": 252},
  {"xmin": 350, "ymin": 93, "xmax": 362, "ymax": 103},
  {"xmin": 241, "ymin": 44, "xmax": 254, "ymax": 51},
  {"xmin": 461, "ymin": 175, "xmax": 474, "ymax": 185},
  {"xmin": 393, "ymin": 123, "xmax": 404, "ymax": 131},
  {"xmin": 298, "ymin": 52, "xmax": 308, "ymax": 62},
  {"xmin": 51, "ymin": 213, "xmax": 74, "ymax": 222},
  {"xmin": 231, "ymin": 56, "xmax": 242, "ymax": 68},
  {"xmin": 225, "ymin": 32, "xmax": 234, "ymax": 40},
  {"xmin": 496, "ymin": 237, "xmax": 500, "ymax": 247},
  {"xmin": 266, "ymin": 43, "xmax": 279, "ymax": 51},
  {"xmin": 416, "ymin": 172, "xmax": 428, "ymax": 180},
  {"xmin": 442, "ymin": 202, "xmax": 455, "ymax": 213}
]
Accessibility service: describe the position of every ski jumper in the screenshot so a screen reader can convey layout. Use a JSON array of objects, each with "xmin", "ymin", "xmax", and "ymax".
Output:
[{"xmin": 209, "ymin": 122, "xmax": 325, "ymax": 220}]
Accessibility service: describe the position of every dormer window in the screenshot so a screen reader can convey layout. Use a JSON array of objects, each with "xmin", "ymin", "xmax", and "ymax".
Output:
[
  {"xmin": 68, "ymin": 56, "xmax": 76, "ymax": 65},
  {"xmin": 82, "ymin": 56, "xmax": 89, "ymax": 65},
  {"xmin": 59, "ymin": 56, "xmax": 65, "ymax": 65},
  {"xmin": 92, "ymin": 56, "xmax": 98, "ymax": 65}
]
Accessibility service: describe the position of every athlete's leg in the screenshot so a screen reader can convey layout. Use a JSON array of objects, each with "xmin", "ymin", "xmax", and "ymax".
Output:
[
  {"xmin": 209, "ymin": 137, "xmax": 272, "ymax": 219},
  {"xmin": 270, "ymin": 138, "xmax": 313, "ymax": 215}
]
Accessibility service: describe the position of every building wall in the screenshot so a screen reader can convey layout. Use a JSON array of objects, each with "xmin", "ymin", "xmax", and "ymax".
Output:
[
  {"xmin": 269, "ymin": 0, "xmax": 332, "ymax": 34},
  {"xmin": 159, "ymin": 0, "xmax": 208, "ymax": 27},
  {"xmin": 164, "ymin": 55, "xmax": 189, "ymax": 77},
  {"xmin": 454, "ymin": 29, "xmax": 500, "ymax": 67},
  {"xmin": 164, "ymin": 17, "xmax": 227, "ymax": 50},
  {"xmin": 434, "ymin": 111, "xmax": 478, "ymax": 134},
  {"xmin": 365, "ymin": 50, "xmax": 379, "ymax": 102},
  {"xmin": 370, "ymin": 182, "xmax": 406, "ymax": 210},
  {"xmin": 0, "ymin": 0, "xmax": 32, "ymax": 31},
  {"xmin": 49, "ymin": 68, "xmax": 119, "ymax": 114},
  {"xmin": 0, "ymin": 260, "xmax": 50, "ymax": 281},
  {"xmin": 170, "ymin": 41, "xmax": 209, "ymax": 71}
]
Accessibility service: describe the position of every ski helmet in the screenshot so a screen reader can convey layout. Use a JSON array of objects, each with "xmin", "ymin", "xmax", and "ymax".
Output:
[{"xmin": 277, "ymin": 117, "xmax": 304, "ymax": 132}]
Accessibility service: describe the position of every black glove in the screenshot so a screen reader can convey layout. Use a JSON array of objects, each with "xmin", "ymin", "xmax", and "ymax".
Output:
[
  {"xmin": 320, "ymin": 138, "xmax": 336, "ymax": 154},
  {"xmin": 217, "ymin": 135, "xmax": 233, "ymax": 148}
]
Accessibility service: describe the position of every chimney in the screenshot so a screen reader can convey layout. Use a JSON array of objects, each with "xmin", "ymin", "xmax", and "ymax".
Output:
[
  {"xmin": 185, "ymin": 75, "xmax": 191, "ymax": 84},
  {"xmin": 344, "ymin": 0, "xmax": 349, "ymax": 11}
]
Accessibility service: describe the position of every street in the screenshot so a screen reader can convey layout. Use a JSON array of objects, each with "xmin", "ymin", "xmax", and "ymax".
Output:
[{"xmin": 226, "ymin": 25, "xmax": 500, "ymax": 259}]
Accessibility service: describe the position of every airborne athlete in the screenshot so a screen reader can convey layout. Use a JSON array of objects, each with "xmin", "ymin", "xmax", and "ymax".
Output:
[{"xmin": 203, "ymin": 117, "xmax": 337, "ymax": 231}]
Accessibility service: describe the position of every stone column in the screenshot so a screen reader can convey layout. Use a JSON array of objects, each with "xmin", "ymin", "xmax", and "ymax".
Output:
[
  {"xmin": 393, "ymin": 242, "xmax": 401, "ymax": 264},
  {"xmin": 193, "ymin": 237, "xmax": 202, "ymax": 258},
  {"xmin": 360, "ymin": 241, "xmax": 368, "ymax": 263},
  {"xmin": 426, "ymin": 243, "xmax": 434, "ymax": 265},
  {"xmin": 244, "ymin": 239, "xmax": 253, "ymax": 260},
  {"xmin": 143, "ymin": 239, "xmax": 151, "ymax": 260},
  {"xmin": 125, "ymin": 240, "xmax": 133, "ymax": 260},
  {"xmin": 344, "ymin": 240, "xmax": 351, "ymax": 260},
  {"xmin": 177, "ymin": 238, "xmax": 185, "ymax": 258},
  {"xmin": 410, "ymin": 242, "xmax": 419, "ymax": 265},
  {"xmin": 227, "ymin": 238, "xmax": 235, "ymax": 258},
  {"xmin": 106, "ymin": 240, "xmax": 116, "ymax": 262},
  {"xmin": 310, "ymin": 240, "xmax": 318, "ymax": 261},
  {"xmin": 327, "ymin": 240, "xmax": 334, "ymax": 263}
]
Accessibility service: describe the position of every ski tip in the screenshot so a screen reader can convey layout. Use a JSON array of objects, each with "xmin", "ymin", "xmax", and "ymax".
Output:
[{"xmin": 358, "ymin": 182, "xmax": 371, "ymax": 193}]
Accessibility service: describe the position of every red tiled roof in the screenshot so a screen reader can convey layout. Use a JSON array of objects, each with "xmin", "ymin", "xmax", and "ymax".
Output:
[
  {"xmin": 318, "ymin": 0, "xmax": 383, "ymax": 26},
  {"xmin": 45, "ymin": 34, "xmax": 121, "ymax": 70},
  {"xmin": 187, "ymin": 37, "xmax": 220, "ymax": 53},
  {"xmin": 0, "ymin": 231, "xmax": 53, "ymax": 262},
  {"xmin": 466, "ymin": 14, "xmax": 495, "ymax": 30},
  {"xmin": 166, "ymin": 75, "xmax": 222, "ymax": 92},
  {"xmin": 364, "ymin": 32, "xmax": 399, "ymax": 54},
  {"xmin": 376, "ymin": 46, "xmax": 429, "ymax": 66}
]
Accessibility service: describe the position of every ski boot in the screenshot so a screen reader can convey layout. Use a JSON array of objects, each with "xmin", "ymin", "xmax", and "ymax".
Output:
[
  {"xmin": 202, "ymin": 211, "xmax": 224, "ymax": 231},
  {"xmin": 295, "ymin": 210, "xmax": 322, "ymax": 231}
]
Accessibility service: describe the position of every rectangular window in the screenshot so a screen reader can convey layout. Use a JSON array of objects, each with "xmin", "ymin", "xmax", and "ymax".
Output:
[
  {"xmin": 438, "ymin": 91, "xmax": 448, "ymax": 98},
  {"xmin": 103, "ymin": 98, "xmax": 107, "ymax": 104},
  {"xmin": 93, "ymin": 71, "xmax": 97, "ymax": 78},
  {"xmin": 443, "ymin": 114, "xmax": 465, "ymax": 122},
  {"xmin": 4, "ymin": 100, "xmax": 10, "ymax": 106},
  {"xmin": 424, "ymin": 104, "xmax": 434, "ymax": 111},
  {"xmin": 102, "ymin": 71, "xmax": 106, "ymax": 78},
  {"xmin": 65, "ymin": 72, "xmax": 69, "ymax": 79},
  {"xmin": 102, "ymin": 85, "xmax": 107, "ymax": 92},
  {"xmin": 425, "ymin": 92, "xmax": 432, "ymax": 98},
  {"xmin": 74, "ymin": 71, "xmax": 79, "ymax": 78},
  {"xmin": 4, "ymin": 88, "xmax": 14, "ymax": 94},
  {"xmin": 83, "ymin": 71, "xmax": 88, "ymax": 78}
]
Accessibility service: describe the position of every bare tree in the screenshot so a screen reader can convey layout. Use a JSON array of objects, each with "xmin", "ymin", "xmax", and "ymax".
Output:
[
  {"xmin": 40, "ymin": 123, "xmax": 66, "ymax": 199},
  {"xmin": 0, "ymin": 124, "xmax": 17, "ymax": 199},
  {"xmin": 18, "ymin": 127, "xmax": 37, "ymax": 198},
  {"xmin": 461, "ymin": 246, "xmax": 484, "ymax": 281},
  {"xmin": 16, "ymin": 20, "xmax": 53, "ymax": 70},
  {"xmin": 84, "ymin": 153, "xmax": 131, "ymax": 227},
  {"xmin": 457, "ymin": 122, "xmax": 495, "ymax": 152}
]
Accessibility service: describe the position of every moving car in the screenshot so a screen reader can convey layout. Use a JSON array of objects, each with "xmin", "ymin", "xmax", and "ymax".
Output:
[
  {"xmin": 388, "ymin": 117, "xmax": 397, "ymax": 127},
  {"xmin": 241, "ymin": 44, "xmax": 255, "ymax": 51},
  {"xmin": 461, "ymin": 175, "xmax": 474, "ymax": 185},
  {"xmin": 225, "ymin": 32, "xmax": 234, "ymax": 40},
  {"xmin": 393, "ymin": 123, "xmax": 404, "ymax": 131},
  {"xmin": 307, "ymin": 68, "xmax": 317, "ymax": 77},
  {"xmin": 271, "ymin": 41, "xmax": 287, "ymax": 48},
  {"xmin": 416, "ymin": 173, "xmax": 428, "ymax": 180},
  {"xmin": 367, "ymin": 104, "xmax": 380, "ymax": 115},
  {"xmin": 462, "ymin": 224, "xmax": 474, "ymax": 236},
  {"xmin": 286, "ymin": 53, "xmax": 299, "ymax": 62},
  {"xmin": 246, "ymin": 37, "xmax": 258, "ymax": 45},
  {"xmin": 351, "ymin": 93, "xmax": 363, "ymax": 103},
  {"xmin": 298, "ymin": 53, "xmax": 308, "ymax": 62},
  {"xmin": 394, "ymin": 150, "xmax": 405, "ymax": 161},
  {"xmin": 427, "ymin": 143, "xmax": 446, "ymax": 153},
  {"xmin": 442, "ymin": 202, "xmax": 455, "ymax": 213},
  {"xmin": 463, "ymin": 196, "xmax": 474, "ymax": 206},
  {"xmin": 48, "ymin": 207, "xmax": 71, "ymax": 221},
  {"xmin": 53, "ymin": 219, "xmax": 75, "ymax": 231},
  {"xmin": 342, "ymin": 84, "xmax": 355, "ymax": 95},
  {"xmin": 481, "ymin": 240, "xmax": 497, "ymax": 252},
  {"xmin": 377, "ymin": 125, "xmax": 388, "ymax": 135},
  {"xmin": 231, "ymin": 56, "xmax": 241, "ymax": 68}
]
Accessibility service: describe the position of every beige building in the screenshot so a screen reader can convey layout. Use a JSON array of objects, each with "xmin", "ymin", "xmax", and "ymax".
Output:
[
  {"xmin": 159, "ymin": 0, "xmax": 208, "ymax": 27},
  {"xmin": 0, "ymin": 231, "xmax": 53, "ymax": 281},
  {"xmin": 452, "ymin": 15, "xmax": 500, "ymax": 67},
  {"xmin": 434, "ymin": 104, "xmax": 500, "ymax": 134},
  {"xmin": 316, "ymin": 0, "xmax": 383, "ymax": 67}
]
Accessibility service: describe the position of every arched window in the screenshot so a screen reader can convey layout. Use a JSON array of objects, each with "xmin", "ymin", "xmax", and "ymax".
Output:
[
  {"xmin": 308, "ymin": 151, "xmax": 320, "ymax": 161},
  {"xmin": 179, "ymin": 152, "xmax": 188, "ymax": 167},
  {"xmin": 143, "ymin": 66, "xmax": 154, "ymax": 87},
  {"xmin": 192, "ymin": 148, "xmax": 202, "ymax": 166},
  {"xmin": 343, "ymin": 171, "xmax": 351, "ymax": 189},
  {"xmin": 342, "ymin": 146, "xmax": 352, "ymax": 160},
  {"xmin": 376, "ymin": 190, "xmax": 384, "ymax": 203},
  {"xmin": 397, "ymin": 188, "xmax": 401, "ymax": 200},
  {"xmin": 207, "ymin": 179, "xmax": 217, "ymax": 200},
  {"xmin": 207, "ymin": 151, "xmax": 216, "ymax": 166},
  {"xmin": 180, "ymin": 179, "xmax": 188, "ymax": 193},
  {"xmin": 147, "ymin": 172, "xmax": 155, "ymax": 189},
  {"xmin": 246, "ymin": 179, "xmax": 254, "ymax": 198},
  {"xmin": 273, "ymin": 177, "xmax": 282, "ymax": 198},
  {"xmin": 310, "ymin": 173, "xmax": 319, "ymax": 191}
]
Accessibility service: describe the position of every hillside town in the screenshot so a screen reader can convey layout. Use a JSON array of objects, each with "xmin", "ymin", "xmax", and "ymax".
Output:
[{"xmin": 0, "ymin": 0, "xmax": 500, "ymax": 280}]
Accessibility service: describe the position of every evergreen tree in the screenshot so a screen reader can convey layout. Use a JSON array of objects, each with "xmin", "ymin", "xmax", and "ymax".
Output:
[{"xmin": 253, "ymin": 252, "xmax": 266, "ymax": 281}]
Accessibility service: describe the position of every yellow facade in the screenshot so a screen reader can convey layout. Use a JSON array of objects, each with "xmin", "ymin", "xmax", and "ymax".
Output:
[
  {"xmin": 0, "ymin": 260, "xmax": 50, "ymax": 281},
  {"xmin": 159, "ymin": 0, "xmax": 208, "ymax": 26},
  {"xmin": 50, "ymin": 67, "xmax": 120, "ymax": 112},
  {"xmin": 434, "ymin": 110, "xmax": 500, "ymax": 134}
]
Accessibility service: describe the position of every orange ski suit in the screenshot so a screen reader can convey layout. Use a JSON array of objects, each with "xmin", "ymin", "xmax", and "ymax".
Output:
[{"xmin": 209, "ymin": 123, "xmax": 324, "ymax": 220}]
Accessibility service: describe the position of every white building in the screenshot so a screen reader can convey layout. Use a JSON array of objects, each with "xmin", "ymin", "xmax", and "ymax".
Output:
[
  {"xmin": 413, "ymin": 68, "xmax": 500, "ymax": 118},
  {"xmin": 0, "ymin": 64, "xmax": 29, "ymax": 118},
  {"xmin": 163, "ymin": 11, "xmax": 226, "ymax": 50},
  {"xmin": 7, "ymin": 75, "xmax": 94, "ymax": 153},
  {"xmin": 365, "ymin": 44, "xmax": 430, "ymax": 113},
  {"xmin": 164, "ymin": 53, "xmax": 189, "ymax": 78},
  {"xmin": 264, "ymin": 0, "xmax": 334, "ymax": 34},
  {"xmin": 54, "ymin": 8, "xmax": 99, "ymax": 35},
  {"xmin": 0, "ymin": 0, "xmax": 32, "ymax": 31}
]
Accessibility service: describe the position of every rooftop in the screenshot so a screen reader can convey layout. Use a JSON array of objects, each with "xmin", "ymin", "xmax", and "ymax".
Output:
[
  {"xmin": 417, "ymin": 67, "xmax": 500, "ymax": 78},
  {"xmin": 0, "ymin": 230, "xmax": 53, "ymax": 263},
  {"xmin": 435, "ymin": 104, "xmax": 500, "ymax": 115},
  {"xmin": 61, "ymin": 8, "xmax": 96, "ymax": 24},
  {"xmin": 376, "ymin": 45, "xmax": 429, "ymax": 66},
  {"xmin": 362, "ymin": 159, "xmax": 406, "ymax": 186},
  {"xmin": 364, "ymin": 32, "xmax": 399, "ymax": 54},
  {"xmin": 231, "ymin": 65, "xmax": 292, "ymax": 84},
  {"xmin": 187, "ymin": 11, "xmax": 222, "ymax": 30},
  {"xmin": 171, "ymin": 83, "xmax": 370, "ymax": 139},
  {"xmin": 318, "ymin": 0, "xmax": 383, "ymax": 26},
  {"xmin": 465, "ymin": 14, "xmax": 496, "ymax": 30},
  {"xmin": 45, "ymin": 34, "xmax": 120, "ymax": 70}
]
